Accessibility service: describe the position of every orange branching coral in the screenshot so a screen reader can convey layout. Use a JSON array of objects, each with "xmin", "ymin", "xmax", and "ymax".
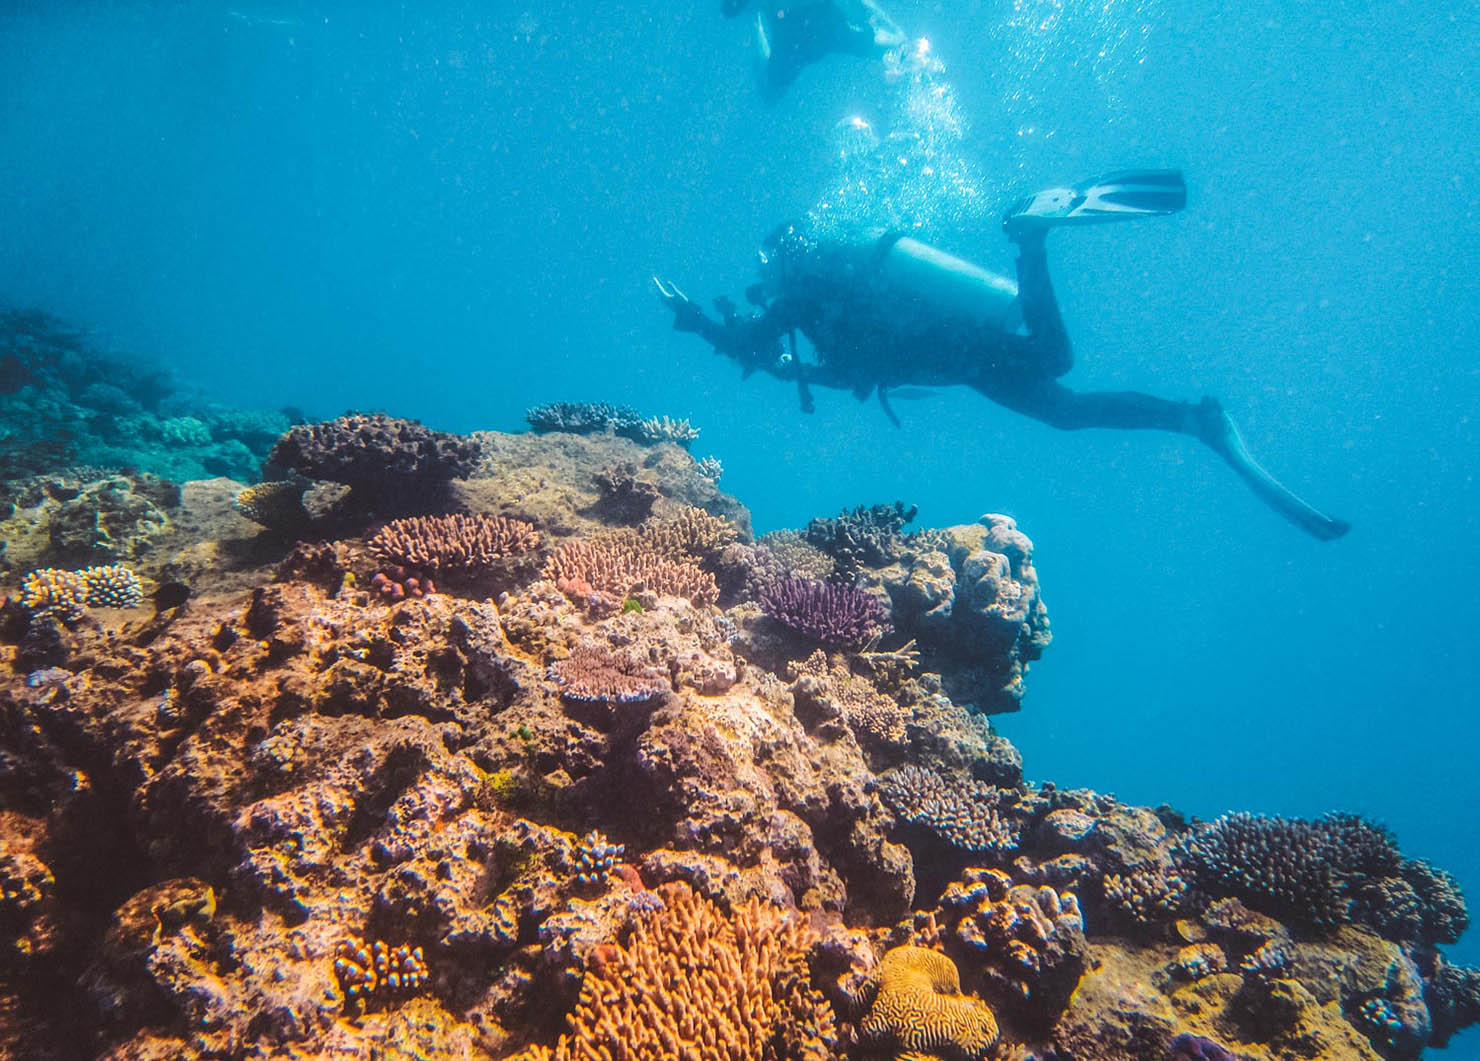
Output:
[
  {"xmin": 369, "ymin": 513, "xmax": 539, "ymax": 575},
  {"xmin": 514, "ymin": 882, "xmax": 834, "ymax": 1061},
  {"xmin": 543, "ymin": 536, "xmax": 718, "ymax": 606},
  {"xmin": 858, "ymin": 945, "xmax": 999, "ymax": 1059}
]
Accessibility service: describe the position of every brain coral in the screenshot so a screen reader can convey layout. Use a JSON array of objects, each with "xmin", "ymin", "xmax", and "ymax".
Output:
[
  {"xmin": 514, "ymin": 882, "xmax": 834, "ymax": 1061},
  {"xmin": 858, "ymin": 945, "xmax": 998, "ymax": 1059},
  {"xmin": 368, "ymin": 513, "xmax": 539, "ymax": 576}
]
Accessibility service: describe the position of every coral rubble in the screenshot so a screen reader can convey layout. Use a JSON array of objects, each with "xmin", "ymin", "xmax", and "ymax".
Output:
[{"xmin": 0, "ymin": 360, "xmax": 1474, "ymax": 1059}]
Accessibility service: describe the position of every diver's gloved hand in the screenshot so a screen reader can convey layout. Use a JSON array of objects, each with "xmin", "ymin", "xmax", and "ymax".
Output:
[{"xmin": 652, "ymin": 276, "xmax": 706, "ymax": 334}]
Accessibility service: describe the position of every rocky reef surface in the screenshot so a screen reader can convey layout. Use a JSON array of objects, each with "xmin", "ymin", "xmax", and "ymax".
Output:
[{"xmin": 0, "ymin": 330, "xmax": 1475, "ymax": 1059}]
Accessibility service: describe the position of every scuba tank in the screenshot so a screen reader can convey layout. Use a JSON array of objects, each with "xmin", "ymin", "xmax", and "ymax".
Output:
[{"xmin": 870, "ymin": 233, "xmax": 1024, "ymax": 336}]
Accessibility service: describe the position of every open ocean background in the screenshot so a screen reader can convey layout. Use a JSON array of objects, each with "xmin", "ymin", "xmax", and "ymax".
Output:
[{"xmin": 2, "ymin": 0, "xmax": 1477, "ymax": 965}]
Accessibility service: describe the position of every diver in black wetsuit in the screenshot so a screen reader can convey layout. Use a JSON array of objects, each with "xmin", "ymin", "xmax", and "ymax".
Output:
[
  {"xmin": 655, "ymin": 169, "xmax": 1351, "ymax": 541},
  {"xmin": 722, "ymin": 0, "xmax": 905, "ymax": 99}
]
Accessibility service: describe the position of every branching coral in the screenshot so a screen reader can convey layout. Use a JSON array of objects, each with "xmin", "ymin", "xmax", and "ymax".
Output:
[
  {"xmin": 525, "ymin": 401, "xmax": 643, "ymax": 435},
  {"xmin": 514, "ymin": 882, "xmax": 835, "ymax": 1061},
  {"xmin": 641, "ymin": 506, "xmax": 740, "ymax": 564},
  {"xmin": 759, "ymin": 577, "xmax": 891, "ymax": 650},
  {"xmin": 805, "ymin": 501, "xmax": 918, "ymax": 583},
  {"xmin": 875, "ymin": 766, "xmax": 1019, "ymax": 854},
  {"xmin": 1180, "ymin": 811, "xmax": 1401, "ymax": 933},
  {"xmin": 19, "ymin": 568, "xmax": 88, "ymax": 621},
  {"xmin": 857, "ymin": 945, "xmax": 998, "ymax": 1059},
  {"xmin": 543, "ymin": 534, "xmax": 718, "ymax": 606},
  {"xmin": 1101, "ymin": 865, "xmax": 1189, "ymax": 929},
  {"xmin": 368, "ymin": 513, "xmax": 539, "ymax": 577}
]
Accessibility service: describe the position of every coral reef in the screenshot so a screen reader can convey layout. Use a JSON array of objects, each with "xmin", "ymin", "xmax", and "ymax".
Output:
[
  {"xmin": 0, "ymin": 360, "xmax": 1475, "ymax": 1060},
  {"xmin": 0, "ymin": 309, "xmax": 290, "ymax": 483}
]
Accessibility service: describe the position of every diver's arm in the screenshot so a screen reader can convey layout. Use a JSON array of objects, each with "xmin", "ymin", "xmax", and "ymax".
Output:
[{"xmin": 653, "ymin": 276, "xmax": 802, "ymax": 371}]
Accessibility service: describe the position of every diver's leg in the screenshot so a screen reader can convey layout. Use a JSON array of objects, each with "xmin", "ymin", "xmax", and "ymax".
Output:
[
  {"xmin": 1011, "ymin": 232, "xmax": 1073, "ymax": 377},
  {"xmin": 973, "ymin": 377, "xmax": 1349, "ymax": 540}
]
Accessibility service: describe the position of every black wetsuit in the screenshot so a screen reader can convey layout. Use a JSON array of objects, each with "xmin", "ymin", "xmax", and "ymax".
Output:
[{"xmin": 674, "ymin": 225, "xmax": 1204, "ymax": 437}]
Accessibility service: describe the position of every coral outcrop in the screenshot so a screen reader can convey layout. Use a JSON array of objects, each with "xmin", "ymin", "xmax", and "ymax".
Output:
[{"xmin": 0, "ymin": 361, "xmax": 1475, "ymax": 1060}]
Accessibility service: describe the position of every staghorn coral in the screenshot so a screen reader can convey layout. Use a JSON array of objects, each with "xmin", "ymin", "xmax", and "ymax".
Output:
[
  {"xmin": 233, "ymin": 477, "xmax": 310, "ymax": 529},
  {"xmin": 806, "ymin": 501, "xmax": 918, "ymax": 583},
  {"xmin": 695, "ymin": 455, "xmax": 723, "ymax": 482},
  {"xmin": 367, "ymin": 513, "xmax": 539, "ymax": 577},
  {"xmin": 547, "ymin": 642, "xmax": 671, "ymax": 705},
  {"xmin": 525, "ymin": 401, "xmax": 643, "ymax": 435},
  {"xmin": 267, "ymin": 412, "xmax": 478, "ymax": 511},
  {"xmin": 543, "ymin": 534, "xmax": 718, "ymax": 606},
  {"xmin": 514, "ymin": 882, "xmax": 835, "ymax": 1061},
  {"xmin": 18, "ymin": 568, "xmax": 88, "ymax": 622},
  {"xmin": 332, "ymin": 936, "xmax": 428, "ymax": 1006},
  {"xmin": 876, "ymin": 765, "xmax": 1019, "ymax": 854},
  {"xmin": 857, "ymin": 945, "xmax": 999, "ymax": 1059},
  {"xmin": 759, "ymin": 577, "xmax": 891, "ymax": 649},
  {"xmin": 634, "ymin": 414, "xmax": 700, "ymax": 446}
]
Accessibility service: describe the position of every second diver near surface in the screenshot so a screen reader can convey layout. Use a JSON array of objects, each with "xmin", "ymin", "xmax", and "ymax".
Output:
[{"xmin": 654, "ymin": 169, "xmax": 1351, "ymax": 541}]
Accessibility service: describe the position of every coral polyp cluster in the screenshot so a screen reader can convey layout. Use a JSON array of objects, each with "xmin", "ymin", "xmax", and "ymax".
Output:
[{"xmin": 0, "ymin": 391, "xmax": 1475, "ymax": 1060}]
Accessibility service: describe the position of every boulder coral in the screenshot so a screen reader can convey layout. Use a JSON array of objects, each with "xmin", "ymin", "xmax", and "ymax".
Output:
[{"xmin": 856, "ymin": 945, "xmax": 999, "ymax": 1059}]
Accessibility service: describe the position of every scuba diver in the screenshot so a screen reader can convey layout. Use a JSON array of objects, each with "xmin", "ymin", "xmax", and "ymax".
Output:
[
  {"xmin": 722, "ymin": 0, "xmax": 906, "ymax": 100},
  {"xmin": 654, "ymin": 169, "xmax": 1351, "ymax": 541}
]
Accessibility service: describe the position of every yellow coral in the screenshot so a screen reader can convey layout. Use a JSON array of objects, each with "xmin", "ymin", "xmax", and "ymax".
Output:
[
  {"xmin": 18, "ymin": 568, "xmax": 88, "ymax": 622},
  {"xmin": 513, "ymin": 882, "xmax": 833, "ymax": 1061},
  {"xmin": 641, "ymin": 506, "xmax": 740, "ymax": 562},
  {"xmin": 860, "ymin": 946, "xmax": 998, "ymax": 1060}
]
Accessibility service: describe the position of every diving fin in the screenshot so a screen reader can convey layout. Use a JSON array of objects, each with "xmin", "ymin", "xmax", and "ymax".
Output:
[
  {"xmin": 1195, "ymin": 398, "xmax": 1351, "ymax": 542},
  {"xmin": 1004, "ymin": 170, "xmax": 1186, "ymax": 239}
]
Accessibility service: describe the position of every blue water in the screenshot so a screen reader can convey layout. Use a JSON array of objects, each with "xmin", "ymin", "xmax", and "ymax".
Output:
[{"xmin": 3, "ymin": 0, "xmax": 1478, "ymax": 964}]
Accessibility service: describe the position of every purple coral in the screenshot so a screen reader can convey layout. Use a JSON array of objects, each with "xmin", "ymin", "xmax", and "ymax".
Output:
[
  {"xmin": 1168, "ymin": 1034, "xmax": 1234, "ymax": 1061},
  {"xmin": 758, "ymin": 577, "xmax": 890, "ymax": 649}
]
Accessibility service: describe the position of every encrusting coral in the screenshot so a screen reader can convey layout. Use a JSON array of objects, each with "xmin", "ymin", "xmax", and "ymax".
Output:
[
  {"xmin": 856, "ymin": 945, "xmax": 999, "ymax": 1059},
  {"xmin": 513, "ymin": 882, "xmax": 835, "ymax": 1061}
]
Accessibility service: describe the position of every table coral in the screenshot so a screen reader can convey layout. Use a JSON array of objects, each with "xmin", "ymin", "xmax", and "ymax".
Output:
[
  {"xmin": 857, "ymin": 945, "xmax": 999, "ymax": 1059},
  {"xmin": 547, "ymin": 642, "xmax": 671, "ymax": 707},
  {"xmin": 369, "ymin": 513, "xmax": 540, "ymax": 577},
  {"xmin": 543, "ymin": 534, "xmax": 718, "ymax": 606}
]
